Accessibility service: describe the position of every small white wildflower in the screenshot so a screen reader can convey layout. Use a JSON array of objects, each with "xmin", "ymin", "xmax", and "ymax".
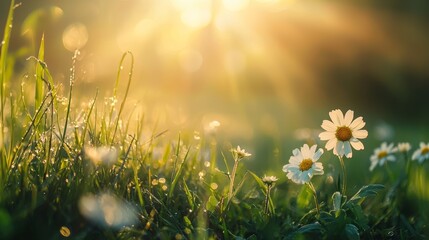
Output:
[
  {"xmin": 232, "ymin": 145, "xmax": 251, "ymax": 160},
  {"xmin": 319, "ymin": 109, "xmax": 368, "ymax": 158},
  {"xmin": 262, "ymin": 175, "xmax": 278, "ymax": 185},
  {"xmin": 369, "ymin": 142, "xmax": 397, "ymax": 171},
  {"xmin": 412, "ymin": 142, "xmax": 429, "ymax": 164},
  {"xmin": 283, "ymin": 144, "xmax": 324, "ymax": 184},
  {"xmin": 204, "ymin": 120, "xmax": 220, "ymax": 134}
]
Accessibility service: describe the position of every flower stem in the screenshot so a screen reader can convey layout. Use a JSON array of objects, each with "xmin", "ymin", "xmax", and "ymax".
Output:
[
  {"xmin": 264, "ymin": 184, "xmax": 272, "ymax": 215},
  {"xmin": 338, "ymin": 155, "xmax": 347, "ymax": 196},
  {"xmin": 307, "ymin": 181, "xmax": 320, "ymax": 215},
  {"xmin": 384, "ymin": 162, "xmax": 394, "ymax": 182},
  {"xmin": 404, "ymin": 152, "xmax": 411, "ymax": 179},
  {"xmin": 228, "ymin": 159, "xmax": 239, "ymax": 203}
]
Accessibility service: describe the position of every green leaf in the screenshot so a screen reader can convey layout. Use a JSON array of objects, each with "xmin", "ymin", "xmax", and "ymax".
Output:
[
  {"xmin": 294, "ymin": 222, "xmax": 323, "ymax": 235},
  {"xmin": 347, "ymin": 184, "xmax": 385, "ymax": 205},
  {"xmin": 348, "ymin": 203, "xmax": 369, "ymax": 231},
  {"xmin": 345, "ymin": 224, "xmax": 359, "ymax": 240},
  {"xmin": 248, "ymin": 171, "xmax": 267, "ymax": 192},
  {"xmin": 183, "ymin": 216, "xmax": 192, "ymax": 227},
  {"xmin": 182, "ymin": 180, "xmax": 195, "ymax": 210},
  {"xmin": 332, "ymin": 191, "xmax": 341, "ymax": 212},
  {"xmin": 205, "ymin": 195, "xmax": 219, "ymax": 212},
  {"xmin": 297, "ymin": 185, "xmax": 312, "ymax": 209}
]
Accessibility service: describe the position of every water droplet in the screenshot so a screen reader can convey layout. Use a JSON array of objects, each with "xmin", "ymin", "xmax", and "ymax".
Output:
[{"xmin": 387, "ymin": 231, "xmax": 394, "ymax": 236}]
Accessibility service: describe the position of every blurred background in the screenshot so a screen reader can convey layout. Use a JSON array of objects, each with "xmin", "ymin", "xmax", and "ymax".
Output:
[{"xmin": 1, "ymin": 0, "xmax": 429, "ymax": 180}]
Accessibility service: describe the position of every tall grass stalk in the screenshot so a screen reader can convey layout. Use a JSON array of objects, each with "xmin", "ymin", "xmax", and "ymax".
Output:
[{"xmin": 110, "ymin": 51, "xmax": 134, "ymax": 146}]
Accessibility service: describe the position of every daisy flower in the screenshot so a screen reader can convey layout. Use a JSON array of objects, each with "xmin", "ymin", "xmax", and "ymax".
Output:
[
  {"xmin": 262, "ymin": 175, "xmax": 279, "ymax": 186},
  {"xmin": 396, "ymin": 142, "xmax": 411, "ymax": 153},
  {"xmin": 231, "ymin": 145, "xmax": 251, "ymax": 161},
  {"xmin": 369, "ymin": 142, "xmax": 397, "ymax": 171},
  {"xmin": 283, "ymin": 144, "xmax": 324, "ymax": 184},
  {"xmin": 412, "ymin": 142, "xmax": 429, "ymax": 164},
  {"xmin": 319, "ymin": 109, "xmax": 368, "ymax": 158}
]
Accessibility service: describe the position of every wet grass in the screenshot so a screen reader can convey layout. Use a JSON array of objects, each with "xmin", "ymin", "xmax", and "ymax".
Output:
[{"xmin": 1, "ymin": 2, "xmax": 429, "ymax": 239}]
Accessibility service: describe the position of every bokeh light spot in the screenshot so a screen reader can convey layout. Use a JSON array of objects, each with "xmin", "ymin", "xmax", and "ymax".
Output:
[
  {"xmin": 59, "ymin": 226, "xmax": 71, "ymax": 237},
  {"xmin": 62, "ymin": 23, "xmax": 88, "ymax": 52}
]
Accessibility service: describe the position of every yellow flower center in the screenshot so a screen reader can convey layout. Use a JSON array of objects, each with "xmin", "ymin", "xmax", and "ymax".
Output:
[
  {"xmin": 299, "ymin": 159, "xmax": 313, "ymax": 171},
  {"xmin": 377, "ymin": 151, "xmax": 387, "ymax": 159},
  {"xmin": 422, "ymin": 147, "xmax": 429, "ymax": 155},
  {"xmin": 335, "ymin": 126, "xmax": 352, "ymax": 142}
]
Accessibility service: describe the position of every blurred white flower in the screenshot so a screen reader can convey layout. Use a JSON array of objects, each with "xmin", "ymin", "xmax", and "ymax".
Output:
[
  {"xmin": 412, "ymin": 142, "xmax": 429, "ymax": 164},
  {"xmin": 78, "ymin": 193, "xmax": 138, "ymax": 229},
  {"xmin": 262, "ymin": 175, "xmax": 278, "ymax": 185},
  {"xmin": 369, "ymin": 142, "xmax": 397, "ymax": 171},
  {"xmin": 396, "ymin": 142, "xmax": 411, "ymax": 153},
  {"xmin": 204, "ymin": 120, "xmax": 220, "ymax": 134},
  {"xmin": 319, "ymin": 109, "xmax": 368, "ymax": 158},
  {"xmin": 283, "ymin": 144, "xmax": 324, "ymax": 184},
  {"xmin": 84, "ymin": 146, "xmax": 118, "ymax": 166},
  {"xmin": 231, "ymin": 145, "xmax": 251, "ymax": 160}
]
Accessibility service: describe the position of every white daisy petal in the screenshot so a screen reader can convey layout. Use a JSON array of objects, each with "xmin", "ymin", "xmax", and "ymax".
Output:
[
  {"xmin": 321, "ymin": 120, "xmax": 336, "ymax": 131},
  {"xmin": 325, "ymin": 138, "xmax": 337, "ymax": 150},
  {"xmin": 292, "ymin": 148, "xmax": 300, "ymax": 156},
  {"xmin": 319, "ymin": 131, "xmax": 335, "ymax": 141},
  {"xmin": 329, "ymin": 109, "xmax": 342, "ymax": 126},
  {"xmin": 313, "ymin": 148, "xmax": 324, "ymax": 161},
  {"xmin": 344, "ymin": 141, "xmax": 352, "ymax": 158},
  {"xmin": 369, "ymin": 161, "xmax": 377, "ymax": 171},
  {"xmin": 310, "ymin": 144, "xmax": 317, "ymax": 154},
  {"xmin": 301, "ymin": 144, "xmax": 310, "ymax": 158},
  {"xmin": 350, "ymin": 139, "xmax": 364, "ymax": 150},
  {"xmin": 335, "ymin": 141, "xmax": 344, "ymax": 157},
  {"xmin": 353, "ymin": 130, "xmax": 368, "ymax": 139},
  {"xmin": 412, "ymin": 150, "xmax": 420, "ymax": 161},
  {"xmin": 344, "ymin": 110, "xmax": 354, "ymax": 126},
  {"xmin": 349, "ymin": 116, "xmax": 364, "ymax": 129}
]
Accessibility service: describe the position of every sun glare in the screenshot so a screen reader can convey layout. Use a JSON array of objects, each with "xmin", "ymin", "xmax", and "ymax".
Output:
[{"xmin": 45, "ymin": 0, "xmax": 429, "ymax": 134}]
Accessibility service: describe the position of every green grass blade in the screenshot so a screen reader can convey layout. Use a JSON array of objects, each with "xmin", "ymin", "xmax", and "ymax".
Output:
[
  {"xmin": 110, "ymin": 51, "xmax": 134, "ymax": 146},
  {"xmin": 35, "ymin": 34, "xmax": 45, "ymax": 110},
  {"xmin": 168, "ymin": 146, "xmax": 190, "ymax": 199},
  {"xmin": 0, "ymin": 0, "xmax": 16, "ymax": 194},
  {"xmin": 0, "ymin": 0, "xmax": 15, "ymax": 128}
]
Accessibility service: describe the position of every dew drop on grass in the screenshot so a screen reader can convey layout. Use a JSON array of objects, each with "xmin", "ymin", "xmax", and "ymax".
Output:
[{"xmin": 388, "ymin": 231, "xmax": 394, "ymax": 237}]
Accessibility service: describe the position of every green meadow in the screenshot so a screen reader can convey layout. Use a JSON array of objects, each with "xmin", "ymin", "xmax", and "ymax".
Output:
[{"xmin": 1, "ymin": 0, "xmax": 429, "ymax": 239}]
